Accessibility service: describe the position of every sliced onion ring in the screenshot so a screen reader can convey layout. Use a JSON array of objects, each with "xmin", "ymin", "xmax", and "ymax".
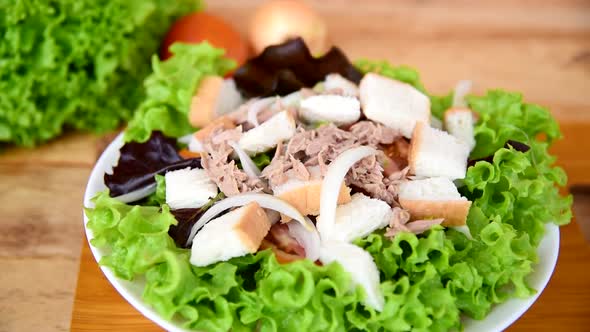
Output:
[
  {"xmin": 247, "ymin": 97, "xmax": 276, "ymax": 127},
  {"xmin": 317, "ymin": 146, "xmax": 377, "ymax": 238},
  {"xmin": 452, "ymin": 80, "xmax": 473, "ymax": 108},
  {"xmin": 113, "ymin": 183, "xmax": 156, "ymax": 203},
  {"xmin": 228, "ymin": 141, "xmax": 261, "ymax": 178},
  {"xmin": 287, "ymin": 217, "xmax": 320, "ymax": 261},
  {"xmin": 186, "ymin": 193, "xmax": 314, "ymax": 246}
]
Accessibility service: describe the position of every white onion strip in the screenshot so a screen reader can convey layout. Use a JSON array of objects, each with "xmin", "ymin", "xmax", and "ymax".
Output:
[
  {"xmin": 186, "ymin": 193, "xmax": 314, "ymax": 246},
  {"xmin": 112, "ymin": 183, "xmax": 156, "ymax": 203},
  {"xmin": 452, "ymin": 80, "xmax": 473, "ymax": 108},
  {"xmin": 177, "ymin": 133, "xmax": 194, "ymax": 145},
  {"xmin": 287, "ymin": 217, "xmax": 320, "ymax": 261},
  {"xmin": 247, "ymin": 97, "xmax": 276, "ymax": 127},
  {"xmin": 228, "ymin": 141, "xmax": 261, "ymax": 178},
  {"xmin": 317, "ymin": 146, "xmax": 377, "ymax": 239}
]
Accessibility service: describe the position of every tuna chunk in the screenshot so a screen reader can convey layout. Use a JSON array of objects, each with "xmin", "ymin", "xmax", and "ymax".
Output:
[{"xmin": 200, "ymin": 126, "xmax": 266, "ymax": 196}]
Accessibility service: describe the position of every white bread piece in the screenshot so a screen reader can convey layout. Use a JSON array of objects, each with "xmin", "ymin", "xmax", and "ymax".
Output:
[
  {"xmin": 190, "ymin": 202, "xmax": 271, "ymax": 267},
  {"xmin": 324, "ymin": 73, "xmax": 359, "ymax": 96},
  {"xmin": 320, "ymin": 241, "xmax": 384, "ymax": 311},
  {"xmin": 165, "ymin": 168, "xmax": 218, "ymax": 209},
  {"xmin": 409, "ymin": 122, "xmax": 470, "ymax": 180},
  {"xmin": 238, "ymin": 111, "xmax": 296, "ymax": 155},
  {"xmin": 444, "ymin": 108, "xmax": 476, "ymax": 151},
  {"xmin": 273, "ymin": 177, "xmax": 351, "ymax": 221},
  {"xmin": 359, "ymin": 73, "xmax": 430, "ymax": 138},
  {"xmin": 189, "ymin": 77, "xmax": 243, "ymax": 128},
  {"xmin": 398, "ymin": 177, "xmax": 471, "ymax": 226},
  {"xmin": 319, "ymin": 193, "xmax": 392, "ymax": 242},
  {"xmin": 299, "ymin": 95, "xmax": 361, "ymax": 126}
]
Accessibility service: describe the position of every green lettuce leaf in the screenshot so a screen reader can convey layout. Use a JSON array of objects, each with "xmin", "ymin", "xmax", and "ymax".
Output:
[
  {"xmin": 124, "ymin": 43, "xmax": 236, "ymax": 143},
  {"xmin": 143, "ymin": 174, "xmax": 167, "ymax": 206},
  {"xmin": 467, "ymin": 90, "xmax": 562, "ymax": 159},
  {"xmin": 252, "ymin": 152, "xmax": 272, "ymax": 169},
  {"xmin": 457, "ymin": 89, "xmax": 572, "ymax": 317},
  {"xmin": 0, "ymin": 0, "xmax": 199, "ymax": 147},
  {"xmin": 85, "ymin": 191, "xmax": 178, "ymax": 279}
]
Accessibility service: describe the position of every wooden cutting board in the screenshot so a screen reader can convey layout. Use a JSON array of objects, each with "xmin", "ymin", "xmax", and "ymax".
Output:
[{"xmin": 69, "ymin": 0, "xmax": 590, "ymax": 330}]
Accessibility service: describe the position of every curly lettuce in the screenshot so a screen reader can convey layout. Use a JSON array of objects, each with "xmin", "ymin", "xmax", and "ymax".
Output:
[
  {"xmin": 87, "ymin": 193, "xmax": 464, "ymax": 331},
  {"xmin": 467, "ymin": 90, "xmax": 562, "ymax": 159},
  {"xmin": 124, "ymin": 43, "xmax": 236, "ymax": 143},
  {"xmin": 85, "ymin": 58, "xmax": 572, "ymax": 331},
  {"xmin": 0, "ymin": 0, "xmax": 200, "ymax": 147}
]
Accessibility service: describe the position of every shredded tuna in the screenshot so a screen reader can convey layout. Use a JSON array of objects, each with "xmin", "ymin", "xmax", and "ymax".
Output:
[
  {"xmin": 385, "ymin": 207, "xmax": 444, "ymax": 238},
  {"xmin": 200, "ymin": 126, "xmax": 266, "ymax": 196},
  {"xmin": 349, "ymin": 121, "xmax": 399, "ymax": 146},
  {"xmin": 382, "ymin": 138, "xmax": 410, "ymax": 175},
  {"xmin": 262, "ymin": 122, "xmax": 405, "ymax": 205}
]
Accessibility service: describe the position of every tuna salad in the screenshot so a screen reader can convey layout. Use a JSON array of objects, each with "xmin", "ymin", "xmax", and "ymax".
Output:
[{"xmin": 85, "ymin": 39, "xmax": 572, "ymax": 331}]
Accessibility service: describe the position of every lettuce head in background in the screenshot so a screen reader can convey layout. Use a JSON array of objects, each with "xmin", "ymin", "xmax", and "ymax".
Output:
[{"xmin": 0, "ymin": 0, "xmax": 201, "ymax": 147}]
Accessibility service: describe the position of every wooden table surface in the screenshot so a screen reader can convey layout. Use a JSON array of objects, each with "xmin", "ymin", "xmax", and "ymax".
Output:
[{"xmin": 1, "ymin": 1, "xmax": 589, "ymax": 332}]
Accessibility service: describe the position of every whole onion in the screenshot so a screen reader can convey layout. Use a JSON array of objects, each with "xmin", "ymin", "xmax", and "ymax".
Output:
[{"xmin": 249, "ymin": 0, "xmax": 329, "ymax": 55}]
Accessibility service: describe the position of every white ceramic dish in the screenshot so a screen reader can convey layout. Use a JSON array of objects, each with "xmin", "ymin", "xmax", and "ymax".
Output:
[{"xmin": 83, "ymin": 134, "xmax": 561, "ymax": 332}]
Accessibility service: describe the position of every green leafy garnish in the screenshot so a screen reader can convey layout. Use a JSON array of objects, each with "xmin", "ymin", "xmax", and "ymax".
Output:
[
  {"xmin": 0, "ymin": 0, "xmax": 199, "ymax": 146},
  {"xmin": 143, "ymin": 174, "xmax": 167, "ymax": 206},
  {"xmin": 124, "ymin": 43, "xmax": 236, "ymax": 143},
  {"xmin": 467, "ymin": 90, "xmax": 562, "ymax": 159}
]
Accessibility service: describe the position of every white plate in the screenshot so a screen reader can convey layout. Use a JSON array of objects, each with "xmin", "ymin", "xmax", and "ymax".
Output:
[{"xmin": 83, "ymin": 134, "xmax": 561, "ymax": 332}]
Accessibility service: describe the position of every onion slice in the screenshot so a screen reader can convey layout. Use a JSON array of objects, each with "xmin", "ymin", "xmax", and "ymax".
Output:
[
  {"xmin": 177, "ymin": 133, "xmax": 194, "ymax": 145},
  {"xmin": 247, "ymin": 97, "xmax": 276, "ymax": 127},
  {"xmin": 228, "ymin": 141, "xmax": 261, "ymax": 178},
  {"xmin": 186, "ymin": 193, "xmax": 314, "ymax": 246},
  {"xmin": 452, "ymin": 80, "xmax": 473, "ymax": 108},
  {"xmin": 112, "ymin": 183, "xmax": 156, "ymax": 203},
  {"xmin": 287, "ymin": 217, "xmax": 320, "ymax": 261},
  {"xmin": 317, "ymin": 146, "xmax": 377, "ymax": 238}
]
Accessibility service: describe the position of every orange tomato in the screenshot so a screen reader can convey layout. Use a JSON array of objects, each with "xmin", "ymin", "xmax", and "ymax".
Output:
[{"xmin": 160, "ymin": 12, "xmax": 249, "ymax": 66}]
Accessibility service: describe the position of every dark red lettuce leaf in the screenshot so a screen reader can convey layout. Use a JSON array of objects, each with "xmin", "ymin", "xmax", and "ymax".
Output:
[
  {"xmin": 233, "ymin": 38, "xmax": 363, "ymax": 98},
  {"xmin": 169, "ymin": 208, "xmax": 203, "ymax": 248},
  {"xmin": 105, "ymin": 131, "xmax": 200, "ymax": 197}
]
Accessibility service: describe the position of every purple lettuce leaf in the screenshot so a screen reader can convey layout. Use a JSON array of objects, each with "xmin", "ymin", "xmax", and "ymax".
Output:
[{"xmin": 105, "ymin": 131, "xmax": 200, "ymax": 197}]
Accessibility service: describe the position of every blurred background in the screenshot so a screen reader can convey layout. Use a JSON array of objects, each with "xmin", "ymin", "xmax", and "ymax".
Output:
[{"xmin": 0, "ymin": 0, "xmax": 588, "ymax": 331}]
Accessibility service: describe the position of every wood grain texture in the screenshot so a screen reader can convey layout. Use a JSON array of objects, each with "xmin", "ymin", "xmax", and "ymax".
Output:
[
  {"xmin": 0, "ymin": 0, "xmax": 588, "ymax": 332},
  {"xmin": 0, "ymin": 165, "xmax": 90, "ymax": 332}
]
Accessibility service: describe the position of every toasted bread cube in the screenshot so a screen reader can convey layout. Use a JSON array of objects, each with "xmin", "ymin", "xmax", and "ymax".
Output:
[
  {"xmin": 359, "ymin": 73, "xmax": 430, "ymax": 138},
  {"xmin": 190, "ymin": 202, "xmax": 271, "ymax": 266},
  {"xmin": 324, "ymin": 73, "xmax": 359, "ymax": 96},
  {"xmin": 299, "ymin": 95, "xmax": 361, "ymax": 126},
  {"xmin": 189, "ymin": 77, "xmax": 243, "ymax": 128},
  {"xmin": 398, "ymin": 177, "xmax": 471, "ymax": 226},
  {"xmin": 238, "ymin": 111, "xmax": 296, "ymax": 155},
  {"xmin": 165, "ymin": 168, "xmax": 218, "ymax": 209},
  {"xmin": 274, "ymin": 178, "xmax": 352, "ymax": 221},
  {"xmin": 318, "ymin": 193, "xmax": 392, "ymax": 242},
  {"xmin": 409, "ymin": 122, "xmax": 470, "ymax": 180}
]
